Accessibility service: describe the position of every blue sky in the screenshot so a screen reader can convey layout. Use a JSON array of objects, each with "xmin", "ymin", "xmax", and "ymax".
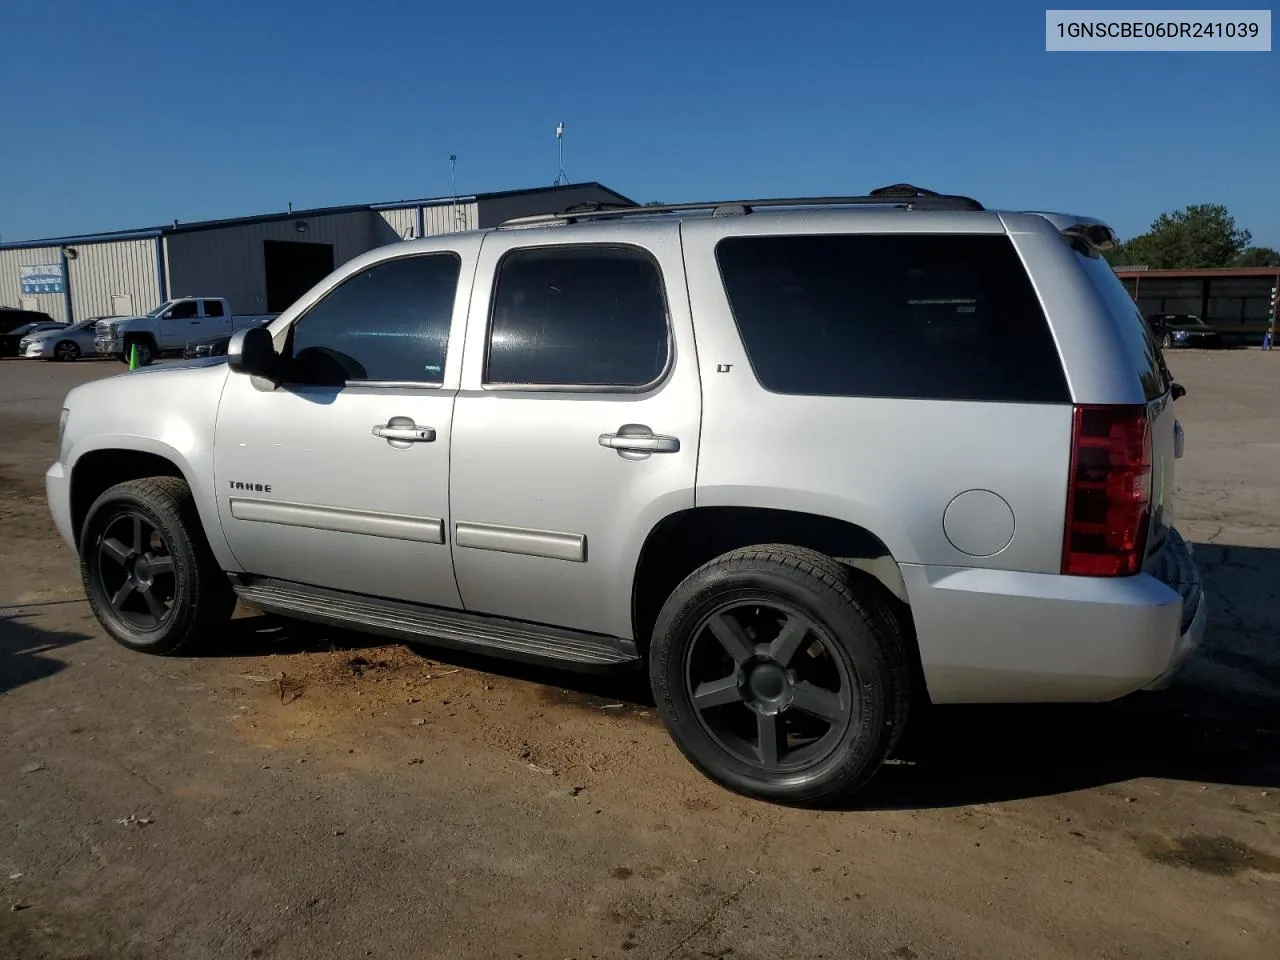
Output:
[{"xmin": 1, "ymin": 0, "xmax": 1276, "ymax": 245}]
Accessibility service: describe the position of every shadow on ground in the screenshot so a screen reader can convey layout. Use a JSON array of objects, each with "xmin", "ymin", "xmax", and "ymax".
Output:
[
  {"xmin": 201, "ymin": 541, "xmax": 1280, "ymax": 809},
  {"xmin": 860, "ymin": 540, "xmax": 1280, "ymax": 809},
  {"xmin": 0, "ymin": 615, "xmax": 88, "ymax": 696}
]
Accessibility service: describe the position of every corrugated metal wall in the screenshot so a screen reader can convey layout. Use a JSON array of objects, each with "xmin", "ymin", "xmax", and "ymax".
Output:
[
  {"xmin": 68, "ymin": 239, "xmax": 160, "ymax": 320},
  {"xmin": 376, "ymin": 202, "xmax": 478, "ymax": 243},
  {"xmin": 165, "ymin": 211, "xmax": 377, "ymax": 315},
  {"xmin": 0, "ymin": 246, "xmax": 69, "ymax": 322},
  {"xmin": 423, "ymin": 201, "xmax": 477, "ymax": 235},
  {"xmin": 378, "ymin": 208, "xmax": 418, "ymax": 241}
]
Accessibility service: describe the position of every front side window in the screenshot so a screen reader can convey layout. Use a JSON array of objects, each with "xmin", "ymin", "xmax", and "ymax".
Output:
[
  {"xmin": 167, "ymin": 301, "xmax": 199, "ymax": 320},
  {"xmin": 283, "ymin": 253, "xmax": 460, "ymax": 385},
  {"xmin": 486, "ymin": 245, "xmax": 669, "ymax": 387},
  {"xmin": 716, "ymin": 233, "xmax": 1071, "ymax": 403}
]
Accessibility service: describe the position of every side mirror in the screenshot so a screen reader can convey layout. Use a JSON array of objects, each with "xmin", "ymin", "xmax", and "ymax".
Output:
[
  {"xmin": 1171, "ymin": 382, "xmax": 1187, "ymax": 401},
  {"xmin": 228, "ymin": 326, "xmax": 277, "ymax": 379}
]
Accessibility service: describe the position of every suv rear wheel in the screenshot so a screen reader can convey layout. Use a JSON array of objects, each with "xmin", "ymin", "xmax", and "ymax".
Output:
[
  {"xmin": 649, "ymin": 545, "xmax": 909, "ymax": 805},
  {"xmin": 80, "ymin": 477, "xmax": 235, "ymax": 655}
]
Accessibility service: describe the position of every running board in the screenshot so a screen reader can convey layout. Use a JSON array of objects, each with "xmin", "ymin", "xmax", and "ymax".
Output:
[{"xmin": 232, "ymin": 578, "xmax": 639, "ymax": 672}]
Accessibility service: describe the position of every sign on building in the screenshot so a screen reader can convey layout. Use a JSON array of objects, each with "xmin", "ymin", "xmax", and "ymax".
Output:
[{"xmin": 19, "ymin": 264, "xmax": 65, "ymax": 295}]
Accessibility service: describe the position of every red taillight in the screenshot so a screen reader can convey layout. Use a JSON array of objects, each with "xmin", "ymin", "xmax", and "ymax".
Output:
[{"xmin": 1062, "ymin": 404, "xmax": 1152, "ymax": 577}]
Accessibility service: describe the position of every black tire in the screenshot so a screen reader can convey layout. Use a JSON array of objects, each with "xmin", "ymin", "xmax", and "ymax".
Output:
[
  {"xmin": 650, "ymin": 545, "xmax": 910, "ymax": 806},
  {"xmin": 79, "ymin": 477, "xmax": 235, "ymax": 655},
  {"xmin": 53, "ymin": 340, "xmax": 80, "ymax": 361},
  {"xmin": 124, "ymin": 337, "xmax": 155, "ymax": 366}
]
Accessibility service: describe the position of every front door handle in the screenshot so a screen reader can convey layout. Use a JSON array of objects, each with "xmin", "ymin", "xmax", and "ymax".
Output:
[
  {"xmin": 599, "ymin": 424, "xmax": 680, "ymax": 457},
  {"xmin": 373, "ymin": 417, "xmax": 436, "ymax": 445}
]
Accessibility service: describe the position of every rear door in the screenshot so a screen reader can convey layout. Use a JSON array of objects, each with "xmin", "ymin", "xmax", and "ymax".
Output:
[{"xmin": 200, "ymin": 299, "xmax": 232, "ymax": 337}]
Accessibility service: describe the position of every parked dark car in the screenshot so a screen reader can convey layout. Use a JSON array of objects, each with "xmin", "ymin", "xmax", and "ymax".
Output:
[
  {"xmin": 1, "ymin": 307, "xmax": 56, "ymax": 334},
  {"xmin": 1146, "ymin": 314, "xmax": 1224, "ymax": 350},
  {"xmin": 182, "ymin": 332, "xmax": 233, "ymax": 359},
  {"xmin": 182, "ymin": 316, "xmax": 271, "ymax": 359},
  {"xmin": 1, "ymin": 320, "xmax": 66, "ymax": 358}
]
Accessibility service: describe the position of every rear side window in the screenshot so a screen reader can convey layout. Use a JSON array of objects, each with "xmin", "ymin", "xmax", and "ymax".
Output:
[
  {"xmin": 486, "ymin": 245, "xmax": 669, "ymax": 387},
  {"xmin": 1073, "ymin": 249, "xmax": 1171, "ymax": 402},
  {"xmin": 203, "ymin": 300, "xmax": 225, "ymax": 317},
  {"xmin": 716, "ymin": 234, "xmax": 1070, "ymax": 403}
]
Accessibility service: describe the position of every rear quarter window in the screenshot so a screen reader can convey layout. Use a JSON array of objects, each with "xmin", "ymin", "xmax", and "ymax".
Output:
[
  {"xmin": 1073, "ymin": 248, "xmax": 1171, "ymax": 402},
  {"xmin": 715, "ymin": 234, "xmax": 1071, "ymax": 403}
]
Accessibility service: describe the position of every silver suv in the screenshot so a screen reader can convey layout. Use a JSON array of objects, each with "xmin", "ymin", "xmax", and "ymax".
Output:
[{"xmin": 46, "ymin": 184, "xmax": 1204, "ymax": 804}]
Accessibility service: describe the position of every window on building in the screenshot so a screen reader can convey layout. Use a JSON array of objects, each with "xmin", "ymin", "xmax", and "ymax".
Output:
[
  {"xmin": 284, "ymin": 253, "xmax": 460, "ymax": 385},
  {"xmin": 486, "ymin": 245, "xmax": 669, "ymax": 387}
]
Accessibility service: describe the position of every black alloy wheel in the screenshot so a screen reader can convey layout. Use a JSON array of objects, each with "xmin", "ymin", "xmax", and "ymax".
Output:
[
  {"xmin": 94, "ymin": 511, "xmax": 178, "ymax": 631},
  {"xmin": 685, "ymin": 600, "xmax": 854, "ymax": 771},
  {"xmin": 650, "ymin": 545, "xmax": 910, "ymax": 805},
  {"xmin": 80, "ymin": 477, "xmax": 235, "ymax": 654}
]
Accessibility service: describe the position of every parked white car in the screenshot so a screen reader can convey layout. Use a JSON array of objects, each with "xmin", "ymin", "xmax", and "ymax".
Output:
[
  {"xmin": 20, "ymin": 317, "xmax": 107, "ymax": 361},
  {"xmin": 93, "ymin": 298, "xmax": 277, "ymax": 366}
]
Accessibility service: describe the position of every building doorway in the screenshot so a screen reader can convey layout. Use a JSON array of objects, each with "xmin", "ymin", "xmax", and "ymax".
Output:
[{"xmin": 264, "ymin": 240, "xmax": 335, "ymax": 313}]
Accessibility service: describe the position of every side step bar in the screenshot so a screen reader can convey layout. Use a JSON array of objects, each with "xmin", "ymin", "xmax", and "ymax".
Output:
[{"xmin": 232, "ymin": 577, "xmax": 640, "ymax": 672}]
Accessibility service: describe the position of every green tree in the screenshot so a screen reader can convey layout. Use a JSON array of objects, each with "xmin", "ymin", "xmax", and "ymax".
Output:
[
  {"xmin": 1106, "ymin": 204, "xmax": 1253, "ymax": 269},
  {"xmin": 1235, "ymin": 246, "xmax": 1280, "ymax": 267},
  {"xmin": 642, "ymin": 200, "xmax": 665, "ymax": 207}
]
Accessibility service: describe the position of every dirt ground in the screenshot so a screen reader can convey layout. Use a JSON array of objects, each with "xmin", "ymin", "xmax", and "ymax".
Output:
[{"xmin": 1, "ymin": 352, "xmax": 1277, "ymax": 960}]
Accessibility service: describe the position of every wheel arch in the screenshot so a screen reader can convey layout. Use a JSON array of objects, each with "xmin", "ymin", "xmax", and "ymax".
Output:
[
  {"xmin": 68, "ymin": 439, "xmax": 239, "ymax": 571},
  {"xmin": 630, "ymin": 506, "xmax": 923, "ymax": 696}
]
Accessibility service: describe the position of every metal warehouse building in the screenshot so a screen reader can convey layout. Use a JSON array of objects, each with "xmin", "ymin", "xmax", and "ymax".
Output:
[{"xmin": 0, "ymin": 182, "xmax": 633, "ymax": 324}]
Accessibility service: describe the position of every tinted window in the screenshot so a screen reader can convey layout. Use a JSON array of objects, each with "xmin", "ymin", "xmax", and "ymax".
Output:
[
  {"xmin": 285, "ymin": 253, "xmax": 460, "ymax": 385},
  {"xmin": 487, "ymin": 246, "xmax": 668, "ymax": 387},
  {"xmin": 716, "ymin": 234, "xmax": 1070, "ymax": 403},
  {"xmin": 203, "ymin": 300, "xmax": 225, "ymax": 317},
  {"xmin": 1074, "ymin": 249, "xmax": 1170, "ymax": 401},
  {"xmin": 167, "ymin": 301, "xmax": 199, "ymax": 320}
]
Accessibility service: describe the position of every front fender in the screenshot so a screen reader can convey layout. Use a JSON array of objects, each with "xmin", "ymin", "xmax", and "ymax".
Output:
[{"xmin": 66, "ymin": 434, "xmax": 242, "ymax": 573}]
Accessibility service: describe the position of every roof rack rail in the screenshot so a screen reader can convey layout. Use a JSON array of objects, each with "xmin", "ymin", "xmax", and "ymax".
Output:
[{"xmin": 498, "ymin": 184, "xmax": 983, "ymax": 228}]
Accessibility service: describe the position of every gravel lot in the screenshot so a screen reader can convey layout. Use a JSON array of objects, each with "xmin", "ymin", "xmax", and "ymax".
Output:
[{"xmin": 1, "ymin": 352, "xmax": 1277, "ymax": 960}]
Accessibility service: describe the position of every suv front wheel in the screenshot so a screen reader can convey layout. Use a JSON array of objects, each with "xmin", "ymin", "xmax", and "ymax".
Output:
[
  {"xmin": 80, "ymin": 477, "xmax": 235, "ymax": 655},
  {"xmin": 650, "ymin": 545, "xmax": 910, "ymax": 806}
]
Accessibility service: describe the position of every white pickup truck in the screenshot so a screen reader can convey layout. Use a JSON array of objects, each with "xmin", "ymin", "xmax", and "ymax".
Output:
[{"xmin": 94, "ymin": 297, "xmax": 276, "ymax": 366}]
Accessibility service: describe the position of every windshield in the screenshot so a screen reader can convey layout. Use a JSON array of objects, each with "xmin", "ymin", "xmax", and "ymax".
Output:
[{"xmin": 146, "ymin": 300, "xmax": 178, "ymax": 318}]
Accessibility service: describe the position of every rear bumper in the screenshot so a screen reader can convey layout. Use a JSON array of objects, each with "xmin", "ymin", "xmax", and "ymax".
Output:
[{"xmin": 904, "ymin": 529, "xmax": 1205, "ymax": 704}]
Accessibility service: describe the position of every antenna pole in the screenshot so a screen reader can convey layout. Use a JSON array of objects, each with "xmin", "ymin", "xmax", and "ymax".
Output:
[{"xmin": 555, "ymin": 122, "xmax": 566, "ymax": 186}]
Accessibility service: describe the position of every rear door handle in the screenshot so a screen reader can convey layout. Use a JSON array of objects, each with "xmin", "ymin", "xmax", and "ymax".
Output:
[
  {"xmin": 373, "ymin": 418, "xmax": 436, "ymax": 444},
  {"xmin": 599, "ymin": 426, "xmax": 680, "ymax": 455}
]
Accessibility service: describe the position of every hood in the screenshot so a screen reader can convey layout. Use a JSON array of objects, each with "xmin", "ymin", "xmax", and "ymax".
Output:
[{"xmin": 96, "ymin": 316, "xmax": 145, "ymax": 330}]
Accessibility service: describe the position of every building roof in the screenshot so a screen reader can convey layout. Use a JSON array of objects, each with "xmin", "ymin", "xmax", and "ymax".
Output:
[
  {"xmin": 1113, "ymin": 266, "xmax": 1280, "ymax": 280},
  {"xmin": 0, "ymin": 182, "xmax": 636, "ymax": 251}
]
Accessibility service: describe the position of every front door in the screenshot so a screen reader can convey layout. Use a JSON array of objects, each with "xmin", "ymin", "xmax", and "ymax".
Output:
[
  {"xmin": 158, "ymin": 299, "xmax": 203, "ymax": 350},
  {"xmin": 213, "ymin": 242, "xmax": 474, "ymax": 606},
  {"xmin": 449, "ymin": 223, "xmax": 702, "ymax": 640}
]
